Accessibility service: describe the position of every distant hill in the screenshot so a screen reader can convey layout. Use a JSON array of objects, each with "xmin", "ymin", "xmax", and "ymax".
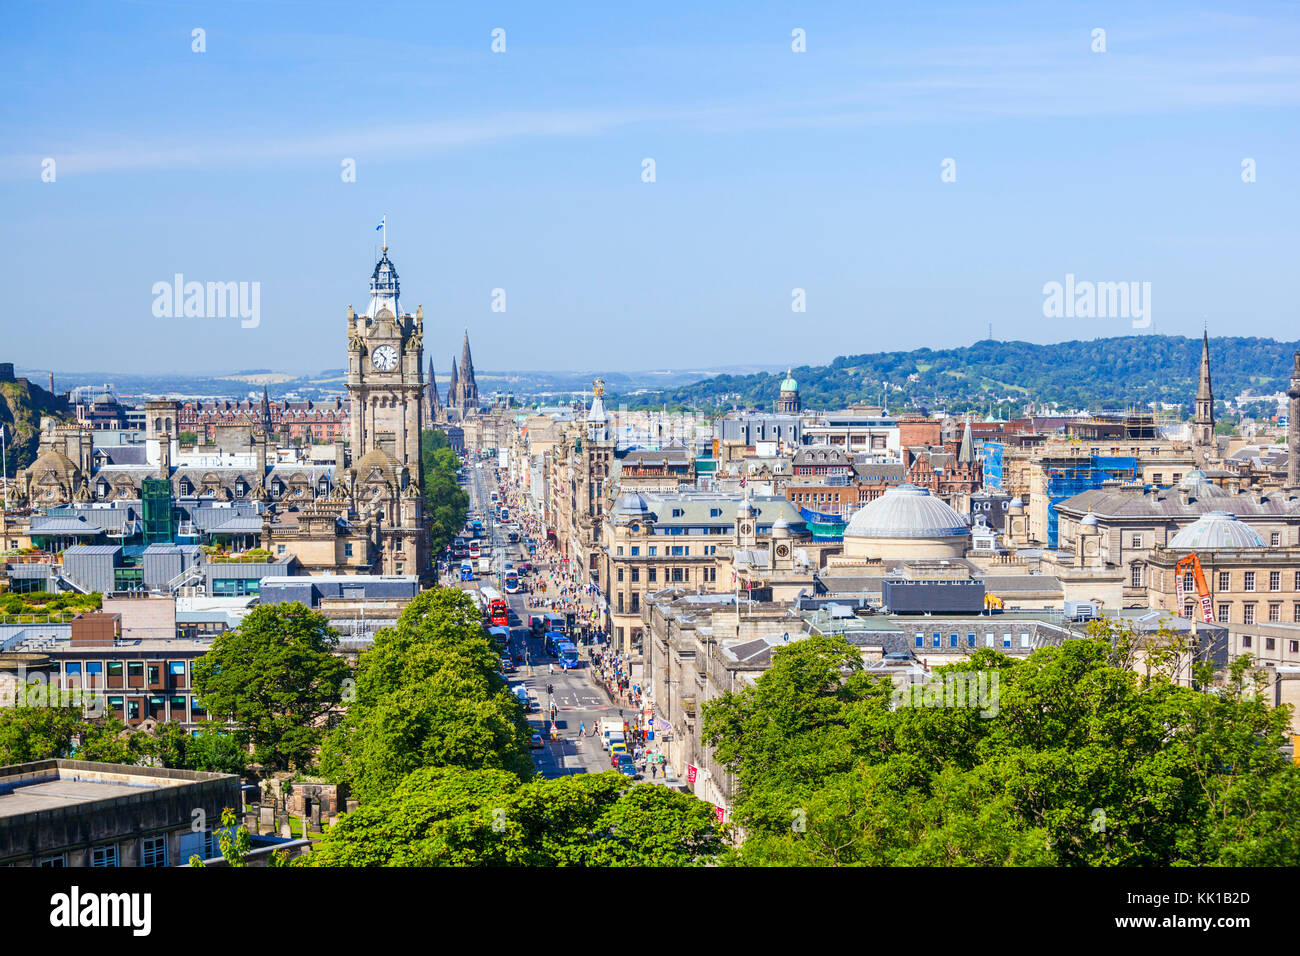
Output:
[
  {"xmin": 614, "ymin": 336, "xmax": 1300, "ymax": 417},
  {"xmin": 0, "ymin": 372, "xmax": 73, "ymax": 476}
]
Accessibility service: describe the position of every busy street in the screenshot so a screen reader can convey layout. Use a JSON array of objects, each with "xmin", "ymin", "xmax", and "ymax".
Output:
[{"xmin": 439, "ymin": 454, "xmax": 679, "ymax": 787}]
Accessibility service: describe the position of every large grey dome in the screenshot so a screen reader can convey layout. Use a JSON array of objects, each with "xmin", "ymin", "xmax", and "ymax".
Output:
[
  {"xmin": 1177, "ymin": 470, "xmax": 1229, "ymax": 497},
  {"xmin": 1169, "ymin": 511, "xmax": 1265, "ymax": 549},
  {"xmin": 614, "ymin": 492, "xmax": 650, "ymax": 516},
  {"xmin": 844, "ymin": 484, "xmax": 970, "ymax": 539}
]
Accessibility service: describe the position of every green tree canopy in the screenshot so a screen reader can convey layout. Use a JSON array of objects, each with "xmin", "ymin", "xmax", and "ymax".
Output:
[
  {"xmin": 703, "ymin": 623, "xmax": 1300, "ymax": 866},
  {"xmin": 309, "ymin": 766, "xmax": 722, "ymax": 867},
  {"xmin": 320, "ymin": 588, "xmax": 533, "ymax": 803},
  {"xmin": 191, "ymin": 602, "xmax": 349, "ymax": 772}
]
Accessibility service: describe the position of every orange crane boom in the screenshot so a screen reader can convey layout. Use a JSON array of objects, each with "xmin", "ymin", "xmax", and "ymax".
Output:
[{"xmin": 1174, "ymin": 553, "xmax": 1214, "ymax": 624}]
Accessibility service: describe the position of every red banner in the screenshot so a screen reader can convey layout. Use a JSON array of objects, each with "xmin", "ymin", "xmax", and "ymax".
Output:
[
  {"xmin": 687, "ymin": 765, "xmax": 698, "ymax": 784},
  {"xmin": 714, "ymin": 805, "xmax": 725, "ymax": 823}
]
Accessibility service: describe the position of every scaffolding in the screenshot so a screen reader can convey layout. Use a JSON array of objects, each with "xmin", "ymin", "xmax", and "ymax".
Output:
[{"xmin": 1044, "ymin": 455, "xmax": 1138, "ymax": 547}]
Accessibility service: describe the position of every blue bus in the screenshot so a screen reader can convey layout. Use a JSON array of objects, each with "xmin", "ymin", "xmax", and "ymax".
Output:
[
  {"xmin": 459, "ymin": 561, "xmax": 475, "ymax": 581},
  {"xmin": 487, "ymin": 625, "xmax": 510, "ymax": 648},
  {"xmin": 543, "ymin": 630, "xmax": 566, "ymax": 656},
  {"xmin": 556, "ymin": 640, "xmax": 580, "ymax": 669}
]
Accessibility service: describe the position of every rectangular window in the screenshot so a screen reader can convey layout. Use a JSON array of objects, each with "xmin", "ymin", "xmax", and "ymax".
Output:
[
  {"xmin": 1271, "ymin": 532, "xmax": 1281, "ymax": 547},
  {"xmin": 617, "ymin": 568, "xmax": 624, "ymax": 582},
  {"xmin": 1244, "ymin": 572, "xmax": 1256, "ymax": 592},
  {"xmin": 1269, "ymin": 604, "xmax": 1281, "ymax": 623},
  {"xmin": 932, "ymin": 633, "xmax": 941, "ymax": 648},
  {"xmin": 1270, "ymin": 571, "xmax": 1281, "ymax": 592},
  {"xmin": 630, "ymin": 568, "xmax": 639, "ymax": 583},
  {"xmin": 39, "ymin": 855, "xmax": 66, "ymax": 867},
  {"xmin": 169, "ymin": 661, "xmax": 186, "ymax": 676},
  {"xmin": 344, "ymin": 543, "xmax": 353, "ymax": 557},
  {"xmin": 141, "ymin": 836, "xmax": 167, "ymax": 867},
  {"xmin": 108, "ymin": 661, "xmax": 122, "ymax": 677},
  {"xmin": 1220, "ymin": 571, "xmax": 1231, "ymax": 592},
  {"xmin": 648, "ymin": 568, "xmax": 657, "ymax": 583},
  {"xmin": 915, "ymin": 633, "xmax": 924, "ymax": 648},
  {"xmin": 1131, "ymin": 534, "xmax": 1141, "ymax": 548},
  {"xmin": 1002, "ymin": 634, "xmax": 1012, "ymax": 648},
  {"xmin": 984, "ymin": 632, "xmax": 994, "ymax": 647},
  {"xmin": 1019, "ymin": 633, "xmax": 1030, "ymax": 649},
  {"xmin": 967, "ymin": 633, "xmax": 976, "ymax": 647},
  {"xmin": 1244, "ymin": 604, "xmax": 1256, "ymax": 625},
  {"xmin": 91, "ymin": 846, "xmax": 118, "ymax": 868},
  {"xmin": 648, "ymin": 547, "xmax": 657, "ymax": 557},
  {"xmin": 1294, "ymin": 604, "xmax": 1300, "ymax": 624},
  {"xmin": 630, "ymin": 594, "xmax": 640, "ymax": 613},
  {"xmin": 1290, "ymin": 641, "xmax": 1299, "ymax": 654},
  {"xmin": 1243, "ymin": 635, "xmax": 1253, "ymax": 648},
  {"xmin": 1266, "ymin": 638, "xmax": 1276, "ymax": 651},
  {"xmin": 630, "ymin": 547, "xmax": 640, "ymax": 556},
  {"xmin": 1131, "ymin": 565, "xmax": 1142, "ymax": 587},
  {"xmin": 949, "ymin": 633, "xmax": 959, "ymax": 648},
  {"xmin": 1218, "ymin": 604, "xmax": 1229, "ymax": 623},
  {"xmin": 1183, "ymin": 572, "xmax": 1195, "ymax": 593},
  {"xmin": 147, "ymin": 665, "xmax": 160, "ymax": 684}
]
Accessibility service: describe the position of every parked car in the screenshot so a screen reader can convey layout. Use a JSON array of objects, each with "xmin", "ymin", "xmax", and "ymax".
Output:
[{"xmin": 615, "ymin": 754, "xmax": 638, "ymax": 778}]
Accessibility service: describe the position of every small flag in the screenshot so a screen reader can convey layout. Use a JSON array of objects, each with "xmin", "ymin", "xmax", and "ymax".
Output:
[{"xmin": 375, "ymin": 216, "xmax": 385, "ymax": 232}]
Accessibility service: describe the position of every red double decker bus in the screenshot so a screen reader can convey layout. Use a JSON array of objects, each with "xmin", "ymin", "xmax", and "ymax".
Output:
[{"xmin": 480, "ymin": 585, "xmax": 509, "ymax": 628}]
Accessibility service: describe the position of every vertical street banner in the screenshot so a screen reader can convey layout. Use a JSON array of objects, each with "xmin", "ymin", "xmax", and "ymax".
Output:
[{"xmin": 687, "ymin": 765, "xmax": 698, "ymax": 784}]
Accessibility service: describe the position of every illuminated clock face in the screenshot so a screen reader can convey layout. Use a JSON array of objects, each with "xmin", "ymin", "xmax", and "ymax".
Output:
[{"xmin": 371, "ymin": 345, "xmax": 399, "ymax": 371}]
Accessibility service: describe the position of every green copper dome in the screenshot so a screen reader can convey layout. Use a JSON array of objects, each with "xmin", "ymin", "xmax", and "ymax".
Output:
[{"xmin": 780, "ymin": 369, "xmax": 798, "ymax": 392}]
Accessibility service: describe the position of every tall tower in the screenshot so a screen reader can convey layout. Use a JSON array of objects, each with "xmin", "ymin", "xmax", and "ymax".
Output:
[
  {"xmin": 346, "ymin": 247, "xmax": 424, "ymax": 473},
  {"xmin": 459, "ymin": 331, "xmax": 479, "ymax": 413},
  {"xmin": 1287, "ymin": 351, "xmax": 1300, "ymax": 489},
  {"xmin": 426, "ymin": 357, "xmax": 442, "ymax": 422},
  {"xmin": 1192, "ymin": 331, "xmax": 1215, "ymax": 467},
  {"xmin": 448, "ymin": 358, "xmax": 459, "ymax": 415}
]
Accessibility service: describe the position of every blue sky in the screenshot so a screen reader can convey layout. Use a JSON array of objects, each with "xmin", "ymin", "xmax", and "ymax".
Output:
[{"xmin": 2, "ymin": 0, "xmax": 1297, "ymax": 375}]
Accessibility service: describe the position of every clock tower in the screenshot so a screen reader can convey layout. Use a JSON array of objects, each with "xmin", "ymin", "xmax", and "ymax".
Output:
[
  {"xmin": 347, "ymin": 247, "xmax": 424, "ymax": 472},
  {"xmin": 344, "ymin": 246, "xmax": 429, "ymax": 580}
]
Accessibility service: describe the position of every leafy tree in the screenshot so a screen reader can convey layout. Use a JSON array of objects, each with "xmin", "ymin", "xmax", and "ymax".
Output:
[
  {"xmin": 421, "ymin": 429, "xmax": 469, "ymax": 561},
  {"xmin": 0, "ymin": 706, "xmax": 82, "ymax": 763},
  {"xmin": 320, "ymin": 588, "xmax": 532, "ymax": 803},
  {"xmin": 309, "ymin": 766, "xmax": 721, "ymax": 867},
  {"xmin": 191, "ymin": 602, "xmax": 349, "ymax": 772},
  {"xmin": 703, "ymin": 626, "xmax": 1300, "ymax": 866},
  {"xmin": 149, "ymin": 721, "xmax": 247, "ymax": 775}
]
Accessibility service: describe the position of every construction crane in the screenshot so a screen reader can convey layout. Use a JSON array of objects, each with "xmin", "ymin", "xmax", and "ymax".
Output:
[{"xmin": 1174, "ymin": 553, "xmax": 1214, "ymax": 625}]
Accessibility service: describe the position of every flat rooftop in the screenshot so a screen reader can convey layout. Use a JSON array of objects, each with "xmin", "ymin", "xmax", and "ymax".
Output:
[
  {"xmin": 0, "ymin": 775, "xmax": 164, "ymax": 817},
  {"xmin": 0, "ymin": 760, "xmax": 233, "ymax": 821}
]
